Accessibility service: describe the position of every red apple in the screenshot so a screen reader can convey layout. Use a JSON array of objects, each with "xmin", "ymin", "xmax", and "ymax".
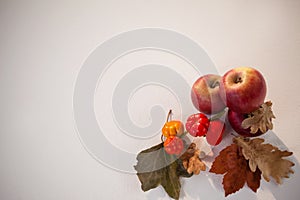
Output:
[
  {"xmin": 219, "ymin": 67, "xmax": 266, "ymax": 114},
  {"xmin": 191, "ymin": 74, "xmax": 226, "ymax": 114},
  {"xmin": 227, "ymin": 109, "xmax": 264, "ymax": 137}
]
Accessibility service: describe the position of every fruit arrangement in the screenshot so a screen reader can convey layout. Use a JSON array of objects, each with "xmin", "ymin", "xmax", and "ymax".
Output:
[
  {"xmin": 135, "ymin": 67, "xmax": 294, "ymax": 199},
  {"xmin": 162, "ymin": 110, "xmax": 185, "ymax": 155}
]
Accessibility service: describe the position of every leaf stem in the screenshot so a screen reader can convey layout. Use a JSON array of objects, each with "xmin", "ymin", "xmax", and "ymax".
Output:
[
  {"xmin": 166, "ymin": 109, "xmax": 172, "ymax": 123},
  {"xmin": 161, "ymin": 134, "xmax": 164, "ymax": 143},
  {"xmin": 209, "ymin": 108, "xmax": 227, "ymax": 121}
]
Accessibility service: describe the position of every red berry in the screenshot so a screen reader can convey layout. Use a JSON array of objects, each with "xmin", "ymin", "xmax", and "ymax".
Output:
[
  {"xmin": 186, "ymin": 113, "xmax": 209, "ymax": 137},
  {"xmin": 206, "ymin": 120, "xmax": 225, "ymax": 146},
  {"xmin": 164, "ymin": 136, "xmax": 184, "ymax": 155}
]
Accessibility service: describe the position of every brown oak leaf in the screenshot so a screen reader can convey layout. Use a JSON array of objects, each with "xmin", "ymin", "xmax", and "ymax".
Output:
[
  {"xmin": 210, "ymin": 143, "xmax": 261, "ymax": 196},
  {"xmin": 234, "ymin": 137, "xmax": 295, "ymax": 184},
  {"xmin": 241, "ymin": 101, "xmax": 276, "ymax": 134}
]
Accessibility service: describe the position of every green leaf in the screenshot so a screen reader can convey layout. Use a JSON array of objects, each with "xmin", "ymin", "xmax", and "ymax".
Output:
[
  {"xmin": 134, "ymin": 143, "xmax": 188, "ymax": 200},
  {"xmin": 134, "ymin": 143, "xmax": 172, "ymax": 173},
  {"xmin": 161, "ymin": 161, "xmax": 181, "ymax": 199}
]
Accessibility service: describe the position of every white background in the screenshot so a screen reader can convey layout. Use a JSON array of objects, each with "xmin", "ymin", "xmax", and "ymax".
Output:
[{"xmin": 1, "ymin": 0, "xmax": 300, "ymax": 200}]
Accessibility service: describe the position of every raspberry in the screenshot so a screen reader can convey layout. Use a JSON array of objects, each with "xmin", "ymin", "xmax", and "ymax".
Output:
[
  {"xmin": 164, "ymin": 136, "xmax": 184, "ymax": 155},
  {"xmin": 185, "ymin": 113, "xmax": 209, "ymax": 137}
]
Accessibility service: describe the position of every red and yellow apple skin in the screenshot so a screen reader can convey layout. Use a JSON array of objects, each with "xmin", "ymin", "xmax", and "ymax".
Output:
[
  {"xmin": 219, "ymin": 67, "xmax": 267, "ymax": 114},
  {"xmin": 227, "ymin": 109, "xmax": 264, "ymax": 137},
  {"xmin": 191, "ymin": 74, "xmax": 226, "ymax": 114}
]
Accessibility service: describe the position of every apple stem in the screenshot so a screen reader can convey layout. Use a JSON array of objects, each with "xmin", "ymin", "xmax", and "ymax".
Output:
[
  {"xmin": 235, "ymin": 77, "xmax": 243, "ymax": 83},
  {"xmin": 211, "ymin": 80, "xmax": 220, "ymax": 88}
]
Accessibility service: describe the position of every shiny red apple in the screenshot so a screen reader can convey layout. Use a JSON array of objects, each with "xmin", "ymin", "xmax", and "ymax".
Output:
[
  {"xmin": 219, "ymin": 67, "xmax": 266, "ymax": 114},
  {"xmin": 227, "ymin": 109, "xmax": 264, "ymax": 137},
  {"xmin": 191, "ymin": 74, "xmax": 226, "ymax": 114}
]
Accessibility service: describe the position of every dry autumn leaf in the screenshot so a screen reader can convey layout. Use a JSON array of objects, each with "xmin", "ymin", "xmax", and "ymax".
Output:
[
  {"xmin": 180, "ymin": 143, "xmax": 206, "ymax": 175},
  {"xmin": 241, "ymin": 101, "xmax": 276, "ymax": 134},
  {"xmin": 210, "ymin": 143, "xmax": 261, "ymax": 196},
  {"xmin": 234, "ymin": 137, "xmax": 295, "ymax": 184}
]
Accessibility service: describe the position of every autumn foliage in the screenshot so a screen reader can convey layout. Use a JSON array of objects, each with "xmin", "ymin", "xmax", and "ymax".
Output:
[
  {"xmin": 234, "ymin": 137, "xmax": 295, "ymax": 184},
  {"xmin": 210, "ymin": 143, "xmax": 261, "ymax": 196}
]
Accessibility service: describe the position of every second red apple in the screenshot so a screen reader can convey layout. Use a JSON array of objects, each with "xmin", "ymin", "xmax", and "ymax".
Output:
[
  {"xmin": 191, "ymin": 74, "xmax": 226, "ymax": 114},
  {"xmin": 219, "ymin": 67, "xmax": 266, "ymax": 114}
]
